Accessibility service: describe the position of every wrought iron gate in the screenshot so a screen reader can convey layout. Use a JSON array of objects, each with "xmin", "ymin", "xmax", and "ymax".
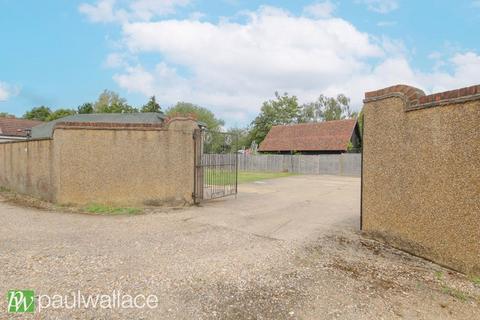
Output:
[{"xmin": 194, "ymin": 129, "xmax": 238, "ymax": 203}]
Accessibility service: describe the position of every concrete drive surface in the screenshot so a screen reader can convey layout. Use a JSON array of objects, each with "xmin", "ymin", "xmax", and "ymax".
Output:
[
  {"xmin": 186, "ymin": 175, "xmax": 360, "ymax": 242},
  {"xmin": 0, "ymin": 175, "xmax": 479, "ymax": 319}
]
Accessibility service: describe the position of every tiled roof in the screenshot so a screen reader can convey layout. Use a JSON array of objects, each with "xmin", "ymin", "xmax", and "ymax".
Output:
[
  {"xmin": 258, "ymin": 119, "xmax": 357, "ymax": 152},
  {"xmin": 0, "ymin": 118, "xmax": 43, "ymax": 137}
]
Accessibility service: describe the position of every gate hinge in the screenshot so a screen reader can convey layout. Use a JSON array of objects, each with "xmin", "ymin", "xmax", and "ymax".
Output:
[{"xmin": 192, "ymin": 192, "xmax": 198, "ymax": 204}]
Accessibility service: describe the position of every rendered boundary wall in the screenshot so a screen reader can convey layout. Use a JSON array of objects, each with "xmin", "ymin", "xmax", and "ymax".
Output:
[
  {"xmin": 0, "ymin": 139, "xmax": 55, "ymax": 201},
  {"xmin": 0, "ymin": 117, "xmax": 198, "ymax": 206},
  {"xmin": 362, "ymin": 84, "xmax": 480, "ymax": 274}
]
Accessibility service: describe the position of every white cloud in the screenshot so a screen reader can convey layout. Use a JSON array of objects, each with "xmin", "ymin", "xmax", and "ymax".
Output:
[
  {"xmin": 81, "ymin": 3, "xmax": 480, "ymax": 125},
  {"xmin": 129, "ymin": 0, "xmax": 190, "ymax": 21},
  {"xmin": 0, "ymin": 82, "xmax": 20, "ymax": 102},
  {"xmin": 303, "ymin": 1, "xmax": 336, "ymax": 19},
  {"xmin": 79, "ymin": 0, "xmax": 190, "ymax": 23},
  {"xmin": 0, "ymin": 84, "xmax": 9, "ymax": 101},
  {"xmin": 104, "ymin": 52, "xmax": 128, "ymax": 68},
  {"xmin": 357, "ymin": 52, "xmax": 480, "ymax": 96},
  {"xmin": 377, "ymin": 20, "xmax": 396, "ymax": 27},
  {"xmin": 113, "ymin": 6, "xmax": 388, "ymax": 122},
  {"xmin": 189, "ymin": 11, "xmax": 205, "ymax": 21},
  {"xmin": 357, "ymin": 0, "xmax": 398, "ymax": 14},
  {"xmin": 79, "ymin": 0, "xmax": 117, "ymax": 23},
  {"xmin": 113, "ymin": 65, "xmax": 155, "ymax": 94},
  {"xmin": 420, "ymin": 52, "xmax": 480, "ymax": 93}
]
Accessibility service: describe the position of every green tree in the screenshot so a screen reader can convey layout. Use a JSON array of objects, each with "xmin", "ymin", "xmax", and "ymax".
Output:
[
  {"xmin": 97, "ymin": 102, "xmax": 138, "ymax": 113},
  {"xmin": 77, "ymin": 102, "xmax": 94, "ymax": 114},
  {"xmin": 299, "ymin": 100, "xmax": 323, "ymax": 123},
  {"xmin": 302, "ymin": 94, "xmax": 357, "ymax": 122},
  {"xmin": 322, "ymin": 95, "xmax": 343, "ymax": 121},
  {"xmin": 357, "ymin": 109, "xmax": 364, "ymax": 136},
  {"xmin": 46, "ymin": 108, "xmax": 76, "ymax": 121},
  {"xmin": 94, "ymin": 90, "xmax": 137, "ymax": 113},
  {"xmin": 227, "ymin": 127, "xmax": 250, "ymax": 151},
  {"xmin": 166, "ymin": 102, "xmax": 224, "ymax": 131},
  {"xmin": 141, "ymin": 96, "xmax": 161, "ymax": 113},
  {"xmin": 23, "ymin": 106, "xmax": 52, "ymax": 121},
  {"xmin": 0, "ymin": 112, "xmax": 15, "ymax": 118},
  {"xmin": 249, "ymin": 92, "xmax": 301, "ymax": 144}
]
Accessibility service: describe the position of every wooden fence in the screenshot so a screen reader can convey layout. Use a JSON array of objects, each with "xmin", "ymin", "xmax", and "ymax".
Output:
[{"xmin": 209, "ymin": 153, "xmax": 361, "ymax": 176}]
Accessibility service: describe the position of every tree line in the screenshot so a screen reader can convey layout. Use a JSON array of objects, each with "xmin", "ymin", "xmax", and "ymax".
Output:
[
  {"xmin": 17, "ymin": 89, "xmax": 225, "ymax": 132},
  {"xmin": 21, "ymin": 90, "xmax": 161, "ymax": 122},
  {"xmin": 11, "ymin": 89, "xmax": 360, "ymax": 148},
  {"xmin": 228, "ymin": 92, "xmax": 361, "ymax": 150},
  {"xmin": 247, "ymin": 92, "xmax": 358, "ymax": 146}
]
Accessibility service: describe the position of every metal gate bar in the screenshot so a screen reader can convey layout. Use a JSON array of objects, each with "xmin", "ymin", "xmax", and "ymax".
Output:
[{"xmin": 193, "ymin": 129, "xmax": 238, "ymax": 203}]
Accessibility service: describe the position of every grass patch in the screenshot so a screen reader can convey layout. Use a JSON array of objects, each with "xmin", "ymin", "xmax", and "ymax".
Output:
[
  {"xmin": 84, "ymin": 204, "xmax": 141, "ymax": 215},
  {"xmin": 434, "ymin": 271, "xmax": 444, "ymax": 281},
  {"xmin": 441, "ymin": 286, "xmax": 468, "ymax": 302},
  {"xmin": 238, "ymin": 171, "xmax": 295, "ymax": 183},
  {"xmin": 205, "ymin": 171, "xmax": 295, "ymax": 185},
  {"xmin": 470, "ymin": 276, "xmax": 480, "ymax": 287},
  {"xmin": 0, "ymin": 188, "xmax": 143, "ymax": 215}
]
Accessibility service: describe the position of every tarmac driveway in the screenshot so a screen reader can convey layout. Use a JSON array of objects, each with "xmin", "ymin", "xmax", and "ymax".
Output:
[{"xmin": 0, "ymin": 175, "xmax": 478, "ymax": 319}]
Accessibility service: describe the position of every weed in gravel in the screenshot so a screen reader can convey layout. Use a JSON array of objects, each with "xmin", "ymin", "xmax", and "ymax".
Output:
[
  {"xmin": 434, "ymin": 271, "xmax": 444, "ymax": 281},
  {"xmin": 416, "ymin": 282, "xmax": 425, "ymax": 290},
  {"xmin": 84, "ymin": 204, "xmax": 141, "ymax": 215},
  {"xmin": 471, "ymin": 276, "xmax": 480, "ymax": 287},
  {"xmin": 441, "ymin": 286, "xmax": 468, "ymax": 302}
]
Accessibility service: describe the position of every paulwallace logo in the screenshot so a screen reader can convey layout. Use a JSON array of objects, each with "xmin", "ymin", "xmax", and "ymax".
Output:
[{"xmin": 7, "ymin": 290, "xmax": 35, "ymax": 313}]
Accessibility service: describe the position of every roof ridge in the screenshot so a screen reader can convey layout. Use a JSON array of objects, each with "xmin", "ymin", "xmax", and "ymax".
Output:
[
  {"xmin": 271, "ymin": 118, "xmax": 355, "ymax": 128},
  {"xmin": 260, "ymin": 118, "xmax": 357, "ymax": 152}
]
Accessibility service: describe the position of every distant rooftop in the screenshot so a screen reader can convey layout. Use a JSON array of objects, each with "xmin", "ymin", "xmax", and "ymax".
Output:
[
  {"xmin": 258, "ymin": 119, "xmax": 358, "ymax": 152},
  {"xmin": 0, "ymin": 117, "xmax": 43, "ymax": 137},
  {"xmin": 31, "ymin": 113, "xmax": 166, "ymax": 139}
]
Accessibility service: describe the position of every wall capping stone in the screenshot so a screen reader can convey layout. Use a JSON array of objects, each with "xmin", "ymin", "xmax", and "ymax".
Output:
[
  {"xmin": 407, "ymin": 93, "xmax": 480, "ymax": 111},
  {"xmin": 53, "ymin": 116, "xmax": 199, "ymax": 133},
  {"xmin": 164, "ymin": 114, "xmax": 198, "ymax": 123},
  {"xmin": 364, "ymin": 84, "xmax": 480, "ymax": 111},
  {"xmin": 0, "ymin": 138, "xmax": 52, "ymax": 145},
  {"xmin": 364, "ymin": 84, "xmax": 425, "ymax": 106},
  {"xmin": 54, "ymin": 122, "xmax": 168, "ymax": 132}
]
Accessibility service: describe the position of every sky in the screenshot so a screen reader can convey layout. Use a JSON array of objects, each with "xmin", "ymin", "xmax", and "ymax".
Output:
[{"xmin": 0, "ymin": 0, "xmax": 479, "ymax": 127}]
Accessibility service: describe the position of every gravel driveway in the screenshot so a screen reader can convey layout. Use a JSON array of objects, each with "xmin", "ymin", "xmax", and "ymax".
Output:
[{"xmin": 0, "ymin": 175, "xmax": 478, "ymax": 319}]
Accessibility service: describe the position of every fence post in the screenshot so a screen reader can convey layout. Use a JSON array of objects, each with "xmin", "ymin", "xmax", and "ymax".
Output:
[
  {"xmin": 223, "ymin": 153, "xmax": 361, "ymax": 176},
  {"xmin": 339, "ymin": 154, "xmax": 344, "ymax": 176}
]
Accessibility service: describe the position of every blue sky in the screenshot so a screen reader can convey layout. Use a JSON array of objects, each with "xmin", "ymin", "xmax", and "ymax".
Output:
[{"xmin": 1, "ymin": 0, "xmax": 479, "ymax": 127}]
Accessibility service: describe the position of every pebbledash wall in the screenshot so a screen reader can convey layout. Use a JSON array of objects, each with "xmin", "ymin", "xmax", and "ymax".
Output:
[
  {"xmin": 362, "ymin": 84, "xmax": 480, "ymax": 275},
  {"xmin": 0, "ymin": 117, "xmax": 198, "ymax": 206},
  {"xmin": 0, "ymin": 139, "xmax": 55, "ymax": 201}
]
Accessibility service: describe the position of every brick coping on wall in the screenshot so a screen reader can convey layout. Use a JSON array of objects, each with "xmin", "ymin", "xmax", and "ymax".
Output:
[
  {"xmin": 364, "ymin": 84, "xmax": 480, "ymax": 111},
  {"xmin": 54, "ymin": 122, "xmax": 169, "ymax": 131},
  {"xmin": 53, "ymin": 116, "xmax": 198, "ymax": 132}
]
